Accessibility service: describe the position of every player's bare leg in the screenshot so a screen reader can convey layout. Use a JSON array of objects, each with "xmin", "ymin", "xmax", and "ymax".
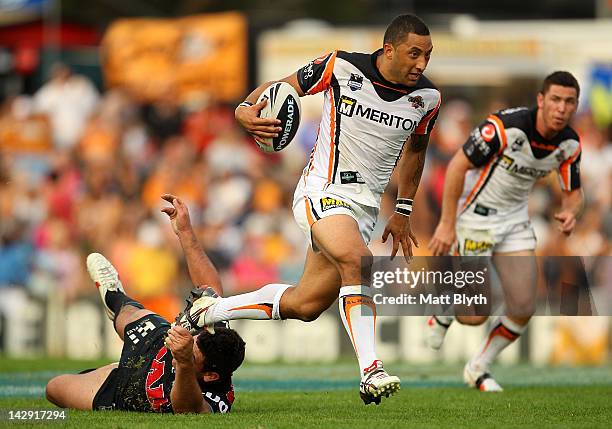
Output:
[
  {"xmin": 177, "ymin": 246, "xmax": 341, "ymax": 332},
  {"xmin": 464, "ymin": 250, "xmax": 536, "ymax": 392},
  {"xmin": 181, "ymin": 214, "xmax": 400, "ymax": 403},
  {"xmin": 46, "ymin": 254, "xmax": 156, "ymax": 409},
  {"xmin": 427, "ymin": 259, "xmax": 491, "ymax": 349},
  {"xmin": 426, "ymin": 282, "xmax": 489, "ymax": 350},
  {"xmin": 311, "ymin": 214, "xmax": 400, "ymax": 404},
  {"xmin": 279, "ymin": 247, "xmax": 342, "ymax": 320},
  {"xmin": 46, "ymin": 363, "xmax": 118, "ymax": 409}
]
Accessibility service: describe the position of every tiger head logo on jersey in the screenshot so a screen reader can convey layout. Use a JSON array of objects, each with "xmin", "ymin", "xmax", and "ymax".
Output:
[
  {"xmin": 407, "ymin": 96, "xmax": 424, "ymax": 109},
  {"xmin": 348, "ymin": 73, "xmax": 363, "ymax": 91},
  {"xmin": 555, "ymin": 149, "xmax": 566, "ymax": 162}
]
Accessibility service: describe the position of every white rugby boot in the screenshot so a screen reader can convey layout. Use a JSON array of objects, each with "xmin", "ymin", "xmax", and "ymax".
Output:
[
  {"xmin": 463, "ymin": 361, "xmax": 503, "ymax": 392},
  {"xmin": 359, "ymin": 360, "xmax": 401, "ymax": 405},
  {"xmin": 86, "ymin": 253, "xmax": 125, "ymax": 321},
  {"xmin": 174, "ymin": 289, "xmax": 219, "ymax": 334}
]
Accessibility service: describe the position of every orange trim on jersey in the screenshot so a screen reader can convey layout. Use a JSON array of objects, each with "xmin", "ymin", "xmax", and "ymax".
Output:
[
  {"xmin": 342, "ymin": 295, "xmax": 376, "ymax": 358},
  {"xmin": 559, "ymin": 144, "xmax": 581, "ymax": 190},
  {"xmin": 531, "ymin": 141, "xmax": 557, "ymax": 151},
  {"xmin": 326, "ymin": 87, "xmax": 337, "ymax": 183},
  {"xmin": 307, "ymin": 51, "xmax": 337, "ymax": 95},
  {"xmin": 229, "ymin": 304, "xmax": 272, "ymax": 319},
  {"xmin": 459, "ymin": 115, "xmax": 506, "ymax": 212},
  {"xmin": 304, "ymin": 197, "xmax": 315, "ymax": 227},
  {"xmin": 303, "ymin": 128, "xmax": 320, "ymax": 184},
  {"xmin": 460, "ymin": 157, "xmax": 495, "ymax": 212},
  {"xmin": 373, "ymin": 80, "xmax": 408, "ymax": 94},
  {"xmin": 487, "ymin": 115, "xmax": 507, "ymax": 153},
  {"xmin": 415, "ymin": 96, "xmax": 441, "ymax": 135}
]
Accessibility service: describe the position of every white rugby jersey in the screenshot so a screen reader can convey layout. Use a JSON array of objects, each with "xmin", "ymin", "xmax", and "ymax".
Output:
[
  {"xmin": 458, "ymin": 107, "xmax": 581, "ymax": 227},
  {"xmin": 296, "ymin": 50, "xmax": 441, "ymax": 207}
]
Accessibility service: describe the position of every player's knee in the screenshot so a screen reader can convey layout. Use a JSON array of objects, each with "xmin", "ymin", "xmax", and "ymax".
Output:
[
  {"xmin": 506, "ymin": 298, "xmax": 536, "ymax": 318},
  {"xmin": 335, "ymin": 248, "xmax": 373, "ymax": 280},
  {"xmin": 45, "ymin": 376, "xmax": 63, "ymax": 406},
  {"xmin": 457, "ymin": 315, "xmax": 488, "ymax": 325}
]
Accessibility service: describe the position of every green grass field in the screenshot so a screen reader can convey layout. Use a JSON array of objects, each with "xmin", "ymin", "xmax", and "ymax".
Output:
[{"xmin": 1, "ymin": 358, "xmax": 611, "ymax": 428}]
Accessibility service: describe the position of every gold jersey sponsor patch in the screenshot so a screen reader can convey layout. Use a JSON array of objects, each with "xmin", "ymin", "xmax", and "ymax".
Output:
[
  {"xmin": 463, "ymin": 238, "xmax": 493, "ymax": 253},
  {"xmin": 320, "ymin": 197, "xmax": 352, "ymax": 211}
]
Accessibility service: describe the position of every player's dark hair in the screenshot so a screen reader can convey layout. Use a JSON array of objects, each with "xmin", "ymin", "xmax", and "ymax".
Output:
[
  {"xmin": 384, "ymin": 14, "xmax": 430, "ymax": 47},
  {"xmin": 196, "ymin": 327, "xmax": 246, "ymax": 391},
  {"xmin": 541, "ymin": 71, "xmax": 580, "ymax": 98}
]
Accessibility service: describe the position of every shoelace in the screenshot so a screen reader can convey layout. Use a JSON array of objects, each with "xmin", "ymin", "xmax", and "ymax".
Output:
[{"xmin": 97, "ymin": 267, "xmax": 118, "ymax": 287}]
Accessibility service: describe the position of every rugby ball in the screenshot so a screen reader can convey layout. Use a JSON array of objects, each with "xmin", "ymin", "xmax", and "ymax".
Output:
[{"xmin": 255, "ymin": 82, "xmax": 301, "ymax": 153}]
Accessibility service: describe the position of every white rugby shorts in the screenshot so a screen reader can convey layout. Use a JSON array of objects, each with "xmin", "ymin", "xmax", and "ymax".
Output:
[
  {"xmin": 292, "ymin": 180, "xmax": 378, "ymax": 248},
  {"xmin": 455, "ymin": 220, "xmax": 536, "ymax": 256}
]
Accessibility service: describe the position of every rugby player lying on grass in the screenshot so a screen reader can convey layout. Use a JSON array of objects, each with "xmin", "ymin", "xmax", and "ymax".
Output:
[{"xmin": 46, "ymin": 246, "xmax": 245, "ymax": 413}]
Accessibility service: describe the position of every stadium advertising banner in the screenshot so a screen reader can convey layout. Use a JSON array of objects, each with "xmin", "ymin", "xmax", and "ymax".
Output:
[{"xmin": 101, "ymin": 12, "xmax": 247, "ymax": 103}]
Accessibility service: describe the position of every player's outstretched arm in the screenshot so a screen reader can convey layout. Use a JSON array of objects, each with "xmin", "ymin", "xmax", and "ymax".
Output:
[
  {"xmin": 166, "ymin": 326, "xmax": 211, "ymax": 414},
  {"xmin": 161, "ymin": 194, "xmax": 223, "ymax": 295},
  {"xmin": 382, "ymin": 134, "xmax": 430, "ymax": 262},
  {"xmin": 554, "ymin": 189, "xmax": 584, "ymax": 235},
  {"xmin": 429, "ymin": 150, "xmax": 473, "ymax": 256}
]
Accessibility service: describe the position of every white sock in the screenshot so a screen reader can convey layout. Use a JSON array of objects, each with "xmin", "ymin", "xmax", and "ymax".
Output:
[
  {"xmin": 205, "ymin": 283, "xmax": 291, "ymax": 323},
  {"xmin": 338, "ymin": 285, "xmax": 379, "ymax": 375},
  {"xmin": 470, "ymin": 316, "xmax": 526, "ymax": 370}
]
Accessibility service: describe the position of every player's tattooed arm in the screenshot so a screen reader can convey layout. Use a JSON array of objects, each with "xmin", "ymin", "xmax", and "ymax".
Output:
[
  {"xmin": 381, "ymin": 134, "xmax": 431, "ymax": 261},
  {"xmin": 409, "ymin": 133, "xmax": 429, "ymax": 153},
  {"xmin": 398, "ymin": 133, "xmax": 430, "ymax": 196},
  {"xmin": 161, "ymin": 194, "xmax": 223, "ymax": 295},
  {"xmin": 407, "ymin": 134, "xmax": 429, "ymax": 187}
]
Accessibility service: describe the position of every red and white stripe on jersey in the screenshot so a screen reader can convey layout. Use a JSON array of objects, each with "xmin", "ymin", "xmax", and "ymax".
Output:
[{"xmin": 415, "ymin": 96, "xmax": 441, "ymax": 135}]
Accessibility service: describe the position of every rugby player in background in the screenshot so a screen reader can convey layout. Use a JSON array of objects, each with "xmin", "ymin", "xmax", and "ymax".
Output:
[
  {"xmin": 46, "ymin": 252, "xmax": 245, "ymax": 414},
  {"xmin": 428, "ymin": 72, "xmax": 583, "ymax": 391},
  {"xmin": 172, "ymin": 14, "xmax": 441, "ymax": 405}
]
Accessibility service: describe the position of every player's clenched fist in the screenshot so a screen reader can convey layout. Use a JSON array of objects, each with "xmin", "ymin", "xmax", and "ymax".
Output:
[{"xmin": 165, "ymin": 325, "xmax": 194, "ymax": 368}]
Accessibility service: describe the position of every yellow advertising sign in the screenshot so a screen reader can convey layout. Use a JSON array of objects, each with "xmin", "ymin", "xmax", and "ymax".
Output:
[{"xmin": 102, "ymin": 12, "xmax": 247, "ymax": 103}]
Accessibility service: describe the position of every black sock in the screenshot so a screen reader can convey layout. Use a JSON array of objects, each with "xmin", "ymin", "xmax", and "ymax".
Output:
[{"xmin": 105, "ymin": 291, "xmax": 144, "ymax": 317}]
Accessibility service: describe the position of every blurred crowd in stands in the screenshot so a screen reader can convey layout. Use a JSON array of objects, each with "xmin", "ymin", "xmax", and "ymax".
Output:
[{"xmin": 1, "ymin": 64, "xmax": 611, "ymax": 321}]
